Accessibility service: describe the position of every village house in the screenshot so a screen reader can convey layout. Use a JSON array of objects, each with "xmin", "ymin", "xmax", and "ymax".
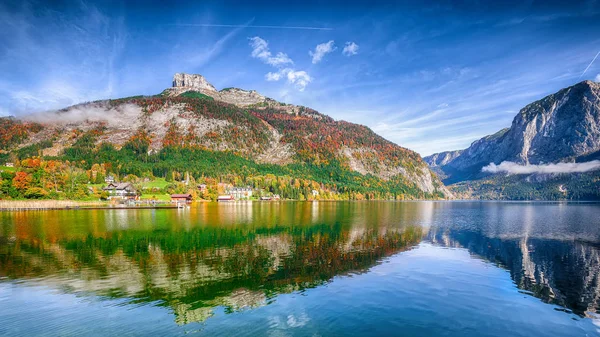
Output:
[
  {"xmin": 227, "ymin": 187, "xmax": 253, "ymax": 200},
  {"xmin": 104, "ymin": 175, "xmax": 115, "ymax": 183},
  {"xmin": 171, "ymin": 194, "xmax": 193, "ymax": 203},
  {"xmin": 197, "ymin": 184, "xmax": 207, "ymax": 191},
  {"xmin": 5, "ymin": 162, "xmax": 14, "ymax": 168},
  {"xmin": 102, "ymin": 182, "xmax": 137, "ymax": 200}
]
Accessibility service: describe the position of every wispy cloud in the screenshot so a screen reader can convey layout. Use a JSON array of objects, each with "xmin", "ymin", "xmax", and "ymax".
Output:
[
  {"xmin": 0, "ymin": 1, "xmax": 126, "ymax": 115},
  {"xmin": 21, "ymin": 102, "xmax": 142, "ymax": 127},
  {"xmin": 249, "ymin": 36, "xmax": 293, "ymax": 66},
  {"xmin": 309, "ymin": 40, "xmax": 336, "ymax": 64},
  {"xmin": 185, "ymin": 22, "xmax": 249, "ymax": 69},
  {"xmin": 579, "ymin": 50, "xmax": 600, "ymax": 79},
  {"xmin": 265, "ymin": 69, "xmax": 312, "ymax": 91},
  {"xmin": 482, "ymin": 161, "xmax": 600, "ymax": 174},
  {"xmin": 342, "ymin": 42, "xmax": 359, "ymax": 56},
  {"xmin": 168, "ymin": 23, "xmax": 332, "ymax": 31}
]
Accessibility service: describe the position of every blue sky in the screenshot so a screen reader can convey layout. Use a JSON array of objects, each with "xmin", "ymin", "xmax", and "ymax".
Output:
[{"xmin": 1, "ymin": 0, "xmax": 600, "ymax": 155}]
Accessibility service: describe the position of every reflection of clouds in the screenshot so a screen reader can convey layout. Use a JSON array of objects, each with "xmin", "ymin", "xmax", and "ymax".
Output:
[
  {"xmin": 268, "ymin": 311, "xmax": 310, "ymax": 333},
  {"xmin": 287, "ymin": 312, "xmax": 310, "ymax": 327},
  {"xmin": 256, "ymin": 235, "xmax": 292, "ymax": 270}
]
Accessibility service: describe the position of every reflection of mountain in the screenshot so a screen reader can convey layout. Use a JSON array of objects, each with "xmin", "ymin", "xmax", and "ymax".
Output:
[
  {"xmin": 428, "ymin": 229, "xmax": 600, "ymax": 317},
  {"xmin": 0, "ymin": 222, "xmax": 422, "ymax": 325}
]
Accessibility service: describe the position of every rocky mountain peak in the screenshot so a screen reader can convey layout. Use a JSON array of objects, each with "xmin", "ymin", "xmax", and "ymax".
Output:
[
  {"xmin": 580, "ymin": 80, "xmax": 598, "ymax": 87},
  {"xmin": 165, "ymin": 73, "xmax": 290, "ymax": 111},
  {"xmin": 172, "ymin": 73, "xmax": 217, "ymax": 92},
  {"xmin": 425, "ymin": 79, "xmax": 600, "ymax": 184}
]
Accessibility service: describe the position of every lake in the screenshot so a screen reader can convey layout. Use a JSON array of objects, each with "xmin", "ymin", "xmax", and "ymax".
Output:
[{"xmin": 1, "ymin": 201, "xmax": 600, "ymax": 336}]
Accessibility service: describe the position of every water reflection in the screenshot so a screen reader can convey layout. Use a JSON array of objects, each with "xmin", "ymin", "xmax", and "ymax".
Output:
[
  {"xmin": 0, "ymin": 202, "xmax": 422, "ymax": 325},
  {"xmin": 425, "ymin": 202, "xmax": 600, "ymax": 317},
  {"xmin": 1, "ymin": 201, "xmax": 600, "ymax": 326}
]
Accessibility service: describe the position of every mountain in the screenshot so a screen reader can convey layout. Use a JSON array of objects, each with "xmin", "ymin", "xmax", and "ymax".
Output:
[
  {"xmin": 0, "ymin": 73, "xmax": 449, "ymax": 200},
  {"xmin": 424, "ymin": 80, "xmax": 600, "ymax": 199}
]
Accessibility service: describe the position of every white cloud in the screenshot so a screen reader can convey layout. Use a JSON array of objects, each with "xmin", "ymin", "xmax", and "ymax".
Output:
[
  {"xmin": 263, "ymin": 68, "xmax": 312, "ymax": 91},
  {"xmin": 309, "ymin": 40, "xmax": 336, "ymax": 64},
  {"xmin": 285, "ymin": 70, "xmax": 312, "ymax": 91},
  {"xmin": 20, "ymin": 102, "xmax": 143, "ymax": 127},
  {"xmin": 249, "ymin": 36, "xmax": 293, "ymax": 67},
  {"xmin": 249, "ymin": 36, "xmax": 270, "ymax": 59},
  {"xmin": 595, "ymin": 73, "xmax": 600, "ymax": 82},
  {"xmin": 342, "ymin": 42, "xmax": 359, "ymax": 56},
  {"xmin": 268, "ymin": 52, "xmax": 293, "ymax": 67},
  {"xmin": 482, "ymin": 161, "xmax": 600, "ymax": 174},
  {"xmin": 265, "ymin": 72, "xmax": 282, "ymax": 81},
  {"xmin": 250, "ymin": 36, "xmax": 311, "ymax": 91}
]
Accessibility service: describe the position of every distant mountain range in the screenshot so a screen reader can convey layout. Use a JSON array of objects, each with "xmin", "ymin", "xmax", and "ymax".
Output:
[
  {"xmin": 0, "ymin": 73, "xmax": 449, "ymax": 200},
  {"xmin": 425, "ymin": 80, "xmax": 600, "ymax": 200}
]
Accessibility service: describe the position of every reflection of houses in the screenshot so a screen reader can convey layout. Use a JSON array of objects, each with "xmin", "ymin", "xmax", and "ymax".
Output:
[
  {"xmin": 227, "ymin": 187, "xmax": 253, "ymax": 200},
  {"xmin": 102, "ymin": 182, "xmax": 137, "ymax": 200},
  {"xmin": 171, "ymin": 194, "xmax": 192, "ymax": 203}
]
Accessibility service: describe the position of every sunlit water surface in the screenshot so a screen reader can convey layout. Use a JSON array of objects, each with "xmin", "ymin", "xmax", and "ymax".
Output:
[{"xmin": 1, "ymin": 201, "xmax": 600, "ymax": 336}]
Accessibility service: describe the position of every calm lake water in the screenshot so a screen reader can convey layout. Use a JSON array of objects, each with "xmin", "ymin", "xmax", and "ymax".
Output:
[{"xmin": 1, "ymin": 201, "xmax": 600, "ymax": 336}]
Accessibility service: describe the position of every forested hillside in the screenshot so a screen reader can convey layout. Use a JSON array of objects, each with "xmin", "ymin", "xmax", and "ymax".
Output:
[{"xmin": 0, "ymin": 74, "xmax": 448, "ymax": 201}]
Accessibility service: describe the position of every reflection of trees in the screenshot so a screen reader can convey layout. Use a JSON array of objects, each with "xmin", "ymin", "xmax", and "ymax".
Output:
[
  {"xmin": 428, "ymin": 229, "xmax": 600, "ymax": 317},
  {"xmin": 0, "ymin": 224, "xmax": 422, "ymax": 324}
]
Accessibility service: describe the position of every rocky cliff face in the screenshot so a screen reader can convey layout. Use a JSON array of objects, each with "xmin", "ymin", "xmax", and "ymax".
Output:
[
  {"xmin": 425, "ymin": 149, "xmax": 463, "ymax": 168},
  {"xmin": 165, "ymin": 73, "xmax": 305, "ymax": 113},
  {"xmin": 425, "ymin": 80, "xmax": 600, "ymax": 184},
  {"xmin": 172, "ymin": 73, "xmax": 217, "ymax": 92}
]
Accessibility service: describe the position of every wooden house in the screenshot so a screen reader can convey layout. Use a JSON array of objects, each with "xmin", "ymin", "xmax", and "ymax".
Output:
[{"xmin": 171, "ymin": 194, "xmax": 193, "ymax": 203}]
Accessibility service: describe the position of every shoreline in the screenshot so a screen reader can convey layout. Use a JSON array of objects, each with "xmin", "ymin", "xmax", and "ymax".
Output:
[
  {"xmin": 0, "ymin": 200, "xmax": 183, "ymax": 211},
  {"xmin": 1, "ymin": 198, "xmax": 599, "ymax": 211}
]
